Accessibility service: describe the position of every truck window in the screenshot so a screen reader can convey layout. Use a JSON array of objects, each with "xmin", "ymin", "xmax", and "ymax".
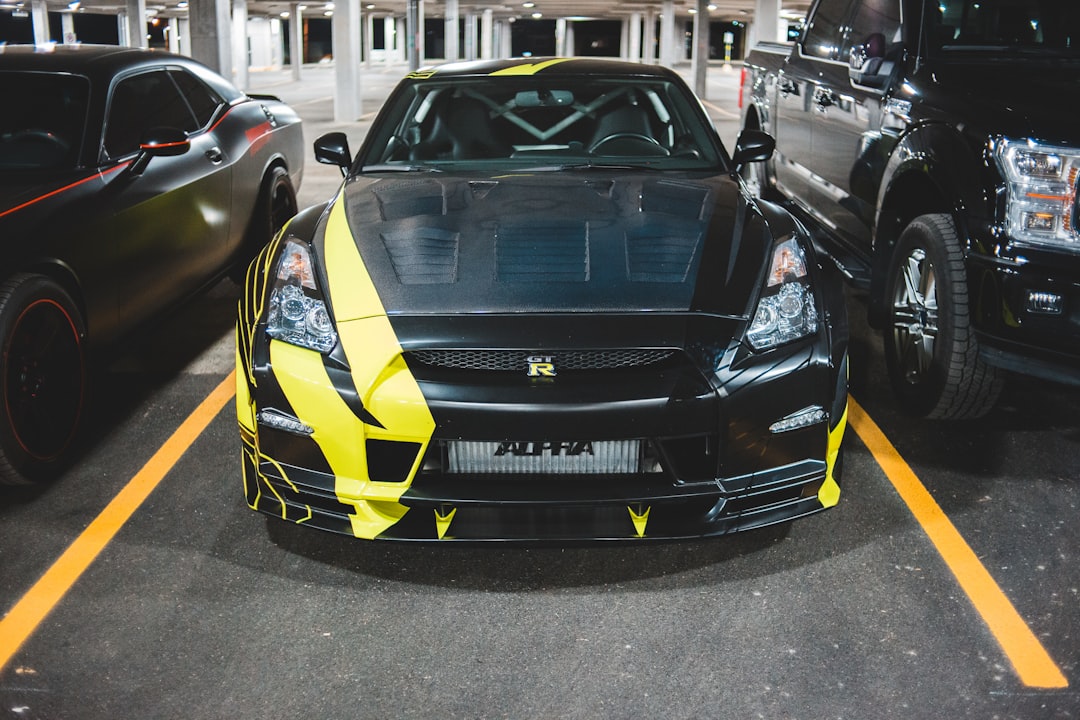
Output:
[
  {"xmin": 842, "ymin": 0, "xmax": 902, "ymax": 61},
  {"xmin": 801, "ymin": 0, "xmax": 852, "ymax": 60}
]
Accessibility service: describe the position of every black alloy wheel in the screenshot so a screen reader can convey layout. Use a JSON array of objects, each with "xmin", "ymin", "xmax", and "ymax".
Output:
[
  {"xmin": 882, "ymin": 213, "xmax": 1002, "ymax": 419},
  {"xmin": 0, "ymin": 274, "xmax": 86, "ymax": 485}
]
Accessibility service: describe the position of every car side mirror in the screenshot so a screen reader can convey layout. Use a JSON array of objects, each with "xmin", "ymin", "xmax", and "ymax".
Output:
[
  {"xmin": 129, "ymin": 126, "xmax": 190, "ymax": 176},
  {"xmin": 315, "ymin": 132, "xmax": 352, "ymax": 176},
  {"xmin": 849, "ymin": 33, "xmax": 893, "ymax": 90},
  {"xmin": 731, "ymin": 129, "xmax": 775, "ymax": 170}
]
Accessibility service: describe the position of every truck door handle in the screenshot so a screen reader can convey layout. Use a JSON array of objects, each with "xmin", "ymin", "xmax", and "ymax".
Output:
[{"xmin": 815, "ymin": 89, "xmax": 838, "ymax": 110}]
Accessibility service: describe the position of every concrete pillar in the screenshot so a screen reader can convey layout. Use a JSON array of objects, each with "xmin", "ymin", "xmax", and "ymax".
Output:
[
  {"xmin": 628, "ymin": 12, "xmax": 642, "ymax": 62},
  {"xmin": 565, "ymin": 20, "xmax": 575, "ymax": 56},
  {"xmin": 60, "ymin": 13, "xmax": 75, "ymax": 43},
  {"xmin": 480, "ymin": 8, "xmax": 493, "ymax": 60},
  {"xmin": 126, "ymin": 0, "xmax": 148, "ymax": 48},
  {"xmin": 748, "ymin": 0, "xmax": 783, "ymax": 47},
  {"xmin": 659, "ymin": 0, "xmax": 676, "ymax": 67},
  {"xmin": 289, "ymin": 4, "xmax": 302, "ymax": 79},
  {"xmin": 444, "ymin": 0, "xmax": 459, "ymax": 61},
  {"xmin": 30, "ymin": 0, "xmax": 49, "ymax": 44},
  {"xmin": 365, "ymin": 11, "xmax": 375, "ymax": 68},
  {"xmin": 555, "ymin": 17, "xmax": 567, "ymax": 57},
  {"xmin": 232, "ymin": 0, "xmax": 248, "ymax": 89},
  {"xmin": 644, "ymin": 8, "xmax": 657, "ymax": 63},
  {"xmin": 463, "ymin": 12, "xmax": 476, "ymax": 60},
  {"xmin": 385, "ymin": 15, "xmax": 397, "ymax": 67},
  {"xmin": 189, "ymin": 0, "xmax": 232, "ymax": 77},
  {"xmin": 690, "ymin": 0, "xmax": 708, "ymax": 99},
  {"xmin": 167, "ymin": 17, "xmax": 180, "ymax": 52},
  {"xmin": 396, "ymin": 16, "xmax": 407, "ymax": 62},
  {"xmin": 332, "ymin": 0, "xmax": 362, "ymax": 122}
]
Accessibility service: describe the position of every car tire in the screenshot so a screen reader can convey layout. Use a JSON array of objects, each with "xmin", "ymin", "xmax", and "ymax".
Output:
[
  {"xmin": 233, "ymin": 165, "xmax": 297, "ymax": 281},
  {"xmin": 882, "ymin": 213, "xmax": 1003, "ymax": 419},
  {"xmin": 0, "ymin": 274, "xmax": 87, "ymax": 485}
]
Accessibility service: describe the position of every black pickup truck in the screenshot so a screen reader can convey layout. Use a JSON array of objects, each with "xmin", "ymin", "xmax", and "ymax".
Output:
[{"xmin": 740, "ymin": 0, "xmax": 1079, "ymax": 418}]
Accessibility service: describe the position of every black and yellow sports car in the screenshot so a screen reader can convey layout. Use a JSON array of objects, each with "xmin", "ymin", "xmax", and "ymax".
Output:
[
  {"xmin": 0, "ymin": 44, "xmax": 302, "ymax": 487},
  {"xmin": 237, "ymin": 57, "xmax": 847, "ymax": 542}
]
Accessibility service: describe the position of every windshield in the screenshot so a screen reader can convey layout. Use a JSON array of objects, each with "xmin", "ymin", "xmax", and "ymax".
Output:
[
  {"xmin": 927, "ymin": 0, "xmax": 1080, "ymax": 56},
  {"xmin": 0, "ymin": 71, "xmax": 90, "ymax": 171},
  {"xmin": 359, "ymin": 75, "xmax": 725, "ymax": 173}
]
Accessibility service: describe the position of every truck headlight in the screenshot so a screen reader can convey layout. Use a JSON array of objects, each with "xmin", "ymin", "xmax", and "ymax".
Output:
[
  {"xmin": 746, "ymin": 236, "xmax": 819, "ymax": 351},
  {"xmin": 995, "ymin": 138, "xmax": 1080, "ymax": 250},
  {"xmin": 266, "ymin": 238, "xmax": 338, "ymax": 353}
]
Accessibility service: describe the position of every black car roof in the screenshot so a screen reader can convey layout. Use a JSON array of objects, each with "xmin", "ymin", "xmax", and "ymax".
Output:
[
  {"xmin": 0, "ymin": 44, "xmax": 205, "ymax": 81},
  {"xmin": 407, "ymin": 56, "xmax": 684, "ymax": 81}
]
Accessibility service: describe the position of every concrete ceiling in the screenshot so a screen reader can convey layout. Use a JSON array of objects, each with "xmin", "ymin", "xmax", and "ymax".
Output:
[{"xmin": 7, "ymin": 0, "xmax": 812, "ymax": 25}]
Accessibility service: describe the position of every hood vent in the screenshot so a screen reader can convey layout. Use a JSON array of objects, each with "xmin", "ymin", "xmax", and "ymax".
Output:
[
  {"xmin": 641, "ymin": 180, "xmax": 710, "ymax": 220},
  {"xmin": 495, "ymin": 222, "xmax": 589, "ymax": 282},
  {"xmin": 374, "ymin": 180, "xmax": 446, "ymax": 220},
  {"xmin": 381, "ymin": 228, "xmax": 459, "ymax": 284},
  {"xmin": 627, "ymin": 229, "xmax": 702, "ymax": 283}
]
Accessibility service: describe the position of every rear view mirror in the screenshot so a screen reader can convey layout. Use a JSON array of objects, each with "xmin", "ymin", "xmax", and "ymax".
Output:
[{"xmin": 514, "ymin": 89, "xmax": 574, "ymax": 108}]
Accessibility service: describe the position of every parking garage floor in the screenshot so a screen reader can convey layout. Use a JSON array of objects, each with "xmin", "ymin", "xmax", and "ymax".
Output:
[{"xmin": 2, "ymin": 61, "xmax": 1080, "ymax": 719}]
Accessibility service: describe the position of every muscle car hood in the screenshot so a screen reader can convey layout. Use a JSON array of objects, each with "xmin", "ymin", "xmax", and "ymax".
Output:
[{"xmin": 331, "ymin": 172, "xmax": 770, "ymax": 318}]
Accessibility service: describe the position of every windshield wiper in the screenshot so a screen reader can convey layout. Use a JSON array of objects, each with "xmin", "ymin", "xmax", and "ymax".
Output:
[
  {"xmin": 525, "ymin": 162, "xmax": 662, "ymax": 172},
  {"xmin": 360, "ymin": 164, "xmax": 443, "ymax": 173}
]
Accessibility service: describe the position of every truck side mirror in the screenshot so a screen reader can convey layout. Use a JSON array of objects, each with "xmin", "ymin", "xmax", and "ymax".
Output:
[
  {"xmin": 732, "ymin": 129, "xmax": 775, "ymax": 170},
  {"xmin": 849, "ymin": 33, "xmax": 893, "ymax": 90}
]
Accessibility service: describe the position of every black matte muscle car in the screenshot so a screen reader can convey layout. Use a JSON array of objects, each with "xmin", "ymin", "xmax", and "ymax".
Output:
[
  {"xmin": 237, "ymin": 57, "xmax": 847, "ymax": 542},
  {"xmin": 0, "ymin": 44, "xmax": 303, "ymax": 486}
]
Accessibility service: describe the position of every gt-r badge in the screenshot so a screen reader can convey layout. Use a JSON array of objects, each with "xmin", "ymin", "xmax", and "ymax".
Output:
[{"xmin": 526, "ymin": 355, "xmax": 556, "ymax": 377}]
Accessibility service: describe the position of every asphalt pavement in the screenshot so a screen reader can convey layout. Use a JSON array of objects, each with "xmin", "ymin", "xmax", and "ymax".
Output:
[{"xmin": 2, "ymin": 59, "xmax": 1079, "ymax": 720}]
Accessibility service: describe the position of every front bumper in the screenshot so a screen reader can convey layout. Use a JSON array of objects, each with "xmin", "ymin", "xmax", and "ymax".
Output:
[
  {"xmin": 237, "ymin": 312, "xmax": 847, "ymax": 542},
  {"xmin": 969, "ymin": 247, "xmax": 1080, "ymax": 386}
]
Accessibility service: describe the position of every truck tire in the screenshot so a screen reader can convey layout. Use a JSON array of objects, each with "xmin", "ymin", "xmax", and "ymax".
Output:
[
  {"xmin": 882, "ymin": 214, "xmax": 1003, "ymax": 419},
  {"xmin": 0, "ymin": 274, "xmax": 86, "ymax": 485}
]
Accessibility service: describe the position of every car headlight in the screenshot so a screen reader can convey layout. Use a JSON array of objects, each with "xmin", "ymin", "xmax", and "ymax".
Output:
[
  {"xmin": 266, "ymin": 237, "xmax": 338, "ymax": 353},
  {"xmin": 995, "ymin": 138, "xmax": 1080, "ymax": 250},
  {"xmin": 746, "ymin": 236, "xmax": 819, "ymax": 351}
]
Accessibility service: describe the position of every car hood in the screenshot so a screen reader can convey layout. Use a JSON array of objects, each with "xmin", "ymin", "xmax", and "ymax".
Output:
[
  {"xmin": 926, "ymin": 60, "xmax": 1080, "ymax": 143},
  {"xmin": 330, "ymin": 172, "xmax": 771, "ymax": 318}
]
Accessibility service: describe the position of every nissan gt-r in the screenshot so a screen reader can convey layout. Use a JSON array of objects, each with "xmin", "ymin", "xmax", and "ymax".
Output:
[{"xmin": 236, "ymin": 57, "xmax": 847, "ymax": 542}]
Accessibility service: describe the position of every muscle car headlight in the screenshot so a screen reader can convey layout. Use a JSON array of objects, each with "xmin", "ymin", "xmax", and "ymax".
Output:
[
  {"xmin": 995, "ymin": 138, "xmax": 1080, "ymax": 250},
  {"xmin": 266, "ymin": 238, "xmax": 337, "ymax": 353},
  {"xmin": 746, "ymin": 236, "xmax": 819, "ymax": 351}
]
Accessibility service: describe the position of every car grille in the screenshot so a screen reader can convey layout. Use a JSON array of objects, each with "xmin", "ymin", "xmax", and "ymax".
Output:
[
  {"xmin": 447, "ymin": 440, "xmax": 642, "ymax": 474},
  {"xmin": 404, "ymin": 349, "xmax": 676, "ymax": 372}
]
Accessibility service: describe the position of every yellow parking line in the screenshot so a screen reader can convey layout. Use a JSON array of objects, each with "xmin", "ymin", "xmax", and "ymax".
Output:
[
  {"xmin": 848, "ymin": 398, "xmax": 1068, "ymax": 689},
  {"xmin": 0, "ymin": 372, "xmax": 236, "ymax": 672}
]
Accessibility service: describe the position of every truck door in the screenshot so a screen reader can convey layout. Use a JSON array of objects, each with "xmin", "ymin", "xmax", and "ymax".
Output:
[
  {"xmin": 809, "ymin": 0, "xmax": 903, "ymax": 257},
  {"xmin": 772, "ymin": 0, "xmax": 853, "ymax": 216}
]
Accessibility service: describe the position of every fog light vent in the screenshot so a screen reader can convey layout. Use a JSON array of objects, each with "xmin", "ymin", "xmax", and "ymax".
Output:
[{"xmin": 1026, "ymin": 291, "xmax": 1064, "ymax": 315}]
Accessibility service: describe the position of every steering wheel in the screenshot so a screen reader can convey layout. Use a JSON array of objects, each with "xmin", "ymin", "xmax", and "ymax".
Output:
[
  {"xmin": 588, "ymin": 133, "xmax": 668, "ymax": 156},
  {"xmin": 10, "ymin": 128, "xmax": 70, "ymax": 152}
]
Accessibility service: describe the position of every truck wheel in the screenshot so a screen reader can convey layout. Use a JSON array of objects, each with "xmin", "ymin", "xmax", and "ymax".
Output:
[
  {"xmin": 0, "ymin": 274, "xmax": 86, "ymax": 485},
  {"xmin": 882, "ymin": 214, "xmax": 1003, "ymax": 419}
]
